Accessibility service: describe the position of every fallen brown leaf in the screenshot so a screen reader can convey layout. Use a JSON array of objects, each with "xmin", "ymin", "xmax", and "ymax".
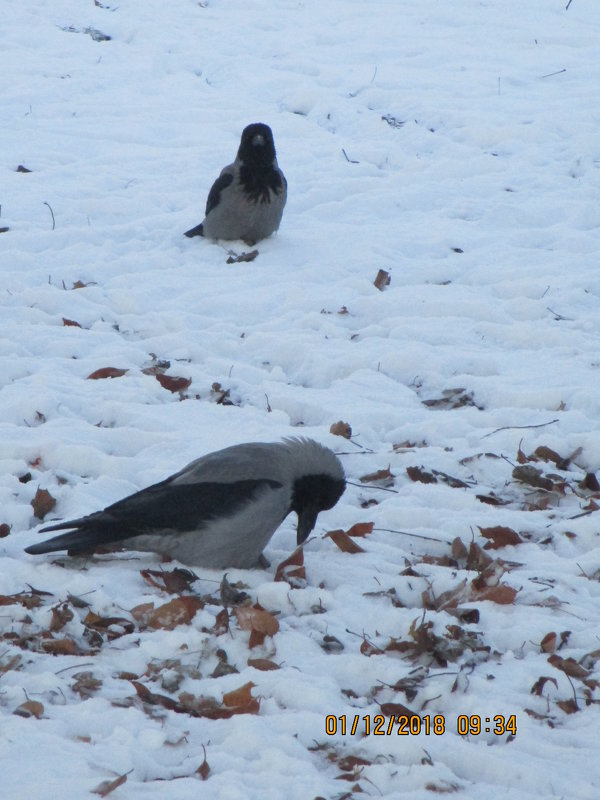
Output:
[
  {"xmin": 580, "ymin": 473, "xmax": 600, "ymax": 492},
  {"xmin": 379, "ymin": 702, "xmax": 420, "ymax": 719},
  {"xmin": 210, "ymin": 382, "xmax": 233, "ymax": 405},
  {"xmin": 49, "ymin": 602, "xmax": 74, "ymax": 632},
  {"xmin": 326, "ymin": 530, "xmax": 365, "ymax": 554},
  {"xmin": 130, "ymin": 602, "xmax": 155, "ymax": 625},
  {"xmin": 406, "ymin": 465, "xmax": 437, "ymax": 484},
  {"xmin": 13, "ymin": 700, "xmax": 44, "ymax": 719},
  {"xmin": 274, "ymin": 546, "xmax": 306, "ymax": 587},
  {"xmin": 72, "ymin": 671, "xmax": 103, "ymax": 699},
  {"xmin": 338, "ymin": 755, "xmax": 372, "ymax": 771},
  {"xmin": 359, "ymin": 466, "xmax": 394, "ymax": 483},
  {"xmin": 548, "ymin": 654, "xmax": 591, "ymax": 680},
  {"xmin": 177, "ymin": 687, "xmax": 260, "ymax": 719},
  {"xmin": 84, "ymin": 610, "xmax": 135, "ymax": 640},
  {"xmin": 0, "ymin": 654, "xmax": 22, "ymax": 674},
  {"xmin": 31, "ymin": 487, "xmax": 56, "ymax": 519},
  {"xmin": 0, "ymin": 592, "xmax": 42, "ymax": 609},
  {"xmin": 471, "ymin": 584, "xmax": 517, "ymax": 605},
  {"xmin": 156, "ymin": 374, "xmax": 191, "ymax": 393},
  {"xmin": 222, "ymin": 681, "xmax": 256, "ymax": 708},
  {"xmin": 373, "ymin": 268, "xmax": 391, "ymax": 291},
  {"xmin": 530, "ymin": 676, "xmax": 558, "ymax": 696},
  {"xmin": 476, "ymin": 493, "xmax": 510, "ymax": 506},
  {"xmin": 540, "ymin": 632, "xmax": 557, "ymax": 654},
  {"xmin": 145, "ymin": 597, "xmax": 204, "ymax": 630},
  {"xmin": 466, "ymin": 542, "xmax": 493, "ymax": 571},
  {"xmin": 41, "ymin": 637, "xmax": 81, "ymax": 656},
  {"xmin": 92, "ymin": 772, "xmax": 129, "ymax": 797},
  {"xmin": 425, "ymin": 781, "xmax": 461, "ymax": 794},
  {"xmin": 196, "ymin": 745, "xmax": 210, "ymax": 780},
  {"xmin": 247, "ymin": 658, "xmax": 280, "ymax": 671},
  {"xmin": 422, "ymin": 388, "xmax": 481, "ymax": 410},
  {"xmin": 556, "ymin": 699, "xmax": 579, "ymax": 715},
  {"xmin": 329, "ymin": 420, "xmax": 352, "ymax": 439},
  {"xmin": 346, "ymin": 521, "xmax": 374, "ymax": 537},
  {"xmin": 226, "ymin": 249, "xmax": 259, "ymax": 264},
  {"xmin": 451, "ymin": 537, "xmax": 468, "ymax": 560},
  {"xmin": 512, "ymin": 465, "xmax": 554, "ymax": 491},
  {"xmin": 532, "ymin": 445, "xmax": 562, "ymax": 465},
  {"xmin": 478, "ymin": 525, "xmax": 523, "ymax": 549},
  {"xmin": 234, "ymin": 606, "xmax": 279, "ymax": 639},
  {"xmin": 360, "ymin": 637, "xmax": 384, "ymax": 656},
  {"xmin": 87, "ymin": 367, "xmax": 128, "ymax": 380},
  {"xmin": 211, "ymin": 608, "xmax": 230, "ymax": 636},
  {"xmin": 140, "ymin": 567, "xmax": 198, "ymax": 594}
]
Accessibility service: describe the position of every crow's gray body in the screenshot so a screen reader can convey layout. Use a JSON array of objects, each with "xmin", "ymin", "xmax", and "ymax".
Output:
[{"xmin": 25, "ymin": 439, "xmax": 345, "ymax": 569}]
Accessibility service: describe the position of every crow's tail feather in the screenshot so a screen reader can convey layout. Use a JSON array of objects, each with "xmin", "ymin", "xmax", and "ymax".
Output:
[{"xmin": 184, "ymin": 223, "xmax": 204, "ymax": 238}]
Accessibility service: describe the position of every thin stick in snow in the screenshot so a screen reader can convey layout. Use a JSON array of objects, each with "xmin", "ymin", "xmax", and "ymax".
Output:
[
  {"xmin": 481, "ymin": 419, "xmax": 559, "ymax": 439},
  {"xmin": 43, "ymin": 201, "xmax": 56, "ymax": 230}
]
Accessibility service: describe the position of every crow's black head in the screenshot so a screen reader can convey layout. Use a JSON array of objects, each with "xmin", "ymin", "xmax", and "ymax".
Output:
[
  {"xmin": 237, "ymin": 123, "xmax": 285, "ymax": 204},
  {"xmin": 291, "ymin": 473, "xmax": 347, "ymax": 545},
  {"xmin": 238, "ymin": 123, "xmax": 277, "ymax": 168}
]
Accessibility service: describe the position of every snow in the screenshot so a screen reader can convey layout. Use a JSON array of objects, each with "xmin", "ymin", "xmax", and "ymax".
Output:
[{"xmin": 2, "ymin": 0, "xmax": 600, "ymax": 797}]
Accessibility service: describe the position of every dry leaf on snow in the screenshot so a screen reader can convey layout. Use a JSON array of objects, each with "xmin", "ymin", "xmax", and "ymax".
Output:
[
  {"xmin": 41, "ymin": 637, "xmax": 81, "ymax": 656},
  {"xmin": 140, "ymin": 567, "xmax": 198, "ymax": 594},
  {"xmin": 540, "ymin": 632, "xmax": 557, "ymax": 654},
  {"xmin": 478, "ymin": 525, "xmax": 523, "ymax": 549},
  {"xmin": 87, "ymin": 367, "xmax": 128, "ymax": 379},
  {"xmin": 547, "ymin": 654, "xmax": 591, "ymax": 680},
  {"xmin": 234, "ymin": 605, "xmax": 279, "ymax": 647},
  {"xmin": 13, "ymin": 700, "xmax": 44, "ymax": 719},
  {"xmin": 31, "ymin": 487, "xmax": 56, "ymax": 519},
  {"xmin": 373, "ymin": 269, "xmax": 391, "ymax": 290},
  {"xmin": 359, "ymin": 466, "xmax": 394, "ymax": 484},
  {"xmin": 329, "ymin": 420, "xmax": 352, "ymax": 439},
  {"xmin": 530, "ymin": 676, "xmax": 558, "ymax": 696},
  {"xmin": 326, "ymin": 530, "xmax": 365, "ymax": 554},
  {"xmin": 248, "ymin": 657, "xmax": 280, "ymax": 671},
  {"xmin": 274, "ymin": 546, "xmax": 306, "ymax": 587},
  {"xmin": 155, "ymin": 374, "xmax": 191, "ymax": 393},
  {"xmin": 145, "ymin": 597, "xmax": 204, "ymax": 630},
  {"xmin": 92, "ymin": 772, "xmax": 130, "ymax": 797}
]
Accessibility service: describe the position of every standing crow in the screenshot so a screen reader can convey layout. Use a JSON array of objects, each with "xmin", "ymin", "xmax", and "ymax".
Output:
[
  {"xmin": 25, "ymin": 438, "xmax": 345, "ymax": 568},
  {"xmin": 184, "ymin": 123, "xmax": 287, "ymax": 245}
]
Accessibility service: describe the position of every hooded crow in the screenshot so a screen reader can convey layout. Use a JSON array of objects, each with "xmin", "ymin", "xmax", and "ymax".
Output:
[
  {"xmin": 184, "ymin": 122, "xmax": 287, "ymax": 245},
  {"xmin": 25, "ymin": 438, "xmax": 345, "ymax": 569}
]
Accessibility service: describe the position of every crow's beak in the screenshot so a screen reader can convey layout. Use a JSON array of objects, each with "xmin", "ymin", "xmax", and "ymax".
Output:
[
  {"xmin": 296, "ymin": 504, "xmax": 319, "ymax": 545},
  {"xmin": 252, "ymin": 134, "xmax": 265, "ymax": 146}
]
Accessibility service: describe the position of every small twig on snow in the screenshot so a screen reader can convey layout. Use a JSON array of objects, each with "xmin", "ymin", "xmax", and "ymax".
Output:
[
  {"xmin": 481, "ymin": 418, "xmax": 559, "ymax": 439},
  {"xmin": 546, "ymin": 306, "xmax": 574, "ymax": 321},
  {"xmin": 43, "ymin": 201, "xmax": 56, "ymax": 230},
  {"xmin": 55, "ymin": 662, "xmax": 96, "ymax": 675},
  {"xmin": 346, "ymin": 480, "xmax": 398, "ymax": 494},
  {"xmin": 342, "ymin": 148, "xmax": 359, "ymax": 164},
  {"xmin": 374, "ymin": 527, "xmax": 452, "ymax": 544},
  {"xmin": 540, "ymin": 68, "xmax": 567, "ymax": 79}
]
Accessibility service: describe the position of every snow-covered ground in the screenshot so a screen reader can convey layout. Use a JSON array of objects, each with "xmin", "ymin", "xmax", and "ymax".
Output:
[{"xmin": 2, "ymin": 1, "xmax": 600, "ymax": 797}]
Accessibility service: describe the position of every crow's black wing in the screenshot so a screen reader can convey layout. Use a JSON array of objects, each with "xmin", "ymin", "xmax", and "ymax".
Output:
[{"xmin": 205, "ymin": 172, "xmax": 234, "ymax": 216}]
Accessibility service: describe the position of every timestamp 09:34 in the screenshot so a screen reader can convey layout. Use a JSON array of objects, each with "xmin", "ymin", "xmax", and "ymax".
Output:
[{"xmin": 325, "ymin": 714, "xmax": 517, "ymax": 737}]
